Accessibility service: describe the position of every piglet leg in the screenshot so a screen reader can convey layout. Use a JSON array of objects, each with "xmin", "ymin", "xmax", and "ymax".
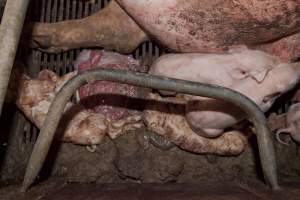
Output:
[{"xmin": 143, "ymin": 95, "xmax": 248, "ymax": 156}]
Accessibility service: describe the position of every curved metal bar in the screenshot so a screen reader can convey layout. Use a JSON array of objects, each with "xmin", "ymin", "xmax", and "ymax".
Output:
[{"xmin": 21, "ymin": 68, "xmax": 279, "ymax": 191}]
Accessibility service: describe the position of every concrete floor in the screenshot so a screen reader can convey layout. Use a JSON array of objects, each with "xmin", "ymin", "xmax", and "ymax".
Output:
[{"xmin": 1, "ymin": 180, "xmax": 300, "ymax": 200}]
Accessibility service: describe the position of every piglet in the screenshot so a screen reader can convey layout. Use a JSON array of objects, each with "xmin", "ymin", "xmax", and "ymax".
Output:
[
  {"xmin": 143, "ymin": 93, "xmax": 247, "ymax": 155},
  {"xmin": 74, "ymin": 50, "xmax": 147, "ymax": 121},
  {"xmin": 14, "ymin": 69, "xmax": 143, "ymax": 146},
  {"xmin": 150, "ymin": 48, "xmax": 300, "ymax": 138}
]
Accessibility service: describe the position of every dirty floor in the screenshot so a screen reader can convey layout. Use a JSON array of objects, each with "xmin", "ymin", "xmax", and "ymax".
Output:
[{"xmin": 0, "ymin": 180, "xmax": 300, "ymax": 200}]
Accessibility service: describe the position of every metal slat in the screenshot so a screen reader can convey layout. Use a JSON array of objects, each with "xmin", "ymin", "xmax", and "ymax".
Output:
[
  {"xmin": 77, "ymin": 0, "xmax": 82, "ymax": 18},
  {"xmin": 58, "ymin": 0, "xmax": 64, "ymax": 22},
  {"xmin": 40, "ymin": 0, "xmax": 46, "ymax": 22},
  {"xmin": 71, "ymin": 0, "xmax": 76, "ymax": 19},
  {"xmin": 17, "ymin": 113, "xmax": 26, "ymax": 153},
  {"xmin": 65, "ymin": 0, "xmax": 70, "ymax": 20},
  {"xmin": 45, "ymin": 0, "xmax": 52, "ymax": 23},
  {"xmin": 84, "ymin": 1, "xmax": 89, "ymax": 17},
  {"xmin": 51, "ymin": 0, "xmax": 58, "ymax": 22}
]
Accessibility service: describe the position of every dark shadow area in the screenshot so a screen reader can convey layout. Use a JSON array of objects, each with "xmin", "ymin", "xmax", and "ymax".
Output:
[
  {"xmin": 2, "ymin": 180, "xmax": 300, "ymax": 200},
  {"xmin": 0, "ymin": 104, "xmax": 18, "ymax": 175}
]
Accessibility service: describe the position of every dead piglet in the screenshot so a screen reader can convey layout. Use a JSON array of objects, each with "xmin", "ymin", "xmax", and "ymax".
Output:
[
  {"xmin": 74, "ymin": 50, "xmax": 148, "ymax": 121},
  {"xmin": 14, "ymin": 68, "xmax": 143, "ymax": 146},
  {"xmin": 143, "ymin": 93, "xmax": 247, "ymax": 156}
]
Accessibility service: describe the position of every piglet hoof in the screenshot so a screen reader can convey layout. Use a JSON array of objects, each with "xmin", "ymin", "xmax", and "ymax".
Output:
[
  {"xmin": 147, "ymin": 131, "xmax": 176, "ymax": 151},
  {"xmin": 86, "ymin": 145, "xmax": 97, "ymax": 153},
  {"xmin": 275, "ymin": 130, "xmax": 292, "ymax": 146}
]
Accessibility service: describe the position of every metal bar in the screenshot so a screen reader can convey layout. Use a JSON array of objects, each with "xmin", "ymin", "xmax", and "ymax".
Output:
[
  {"xmin": 40, "ymin": 0, "xmax": 46, "ymax": 22},
  {"xmin": 0, "ymin": 0, "xmax": 30, "ymax": 116},
  {"xmin": 21, "ymin": 68, "xmax": 279, "ymax": 191}
]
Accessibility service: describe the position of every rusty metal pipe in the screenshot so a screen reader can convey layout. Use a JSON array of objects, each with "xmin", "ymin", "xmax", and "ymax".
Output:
[
  {"xmin": 21, "ymin": 68, "xmax": 279, "ymax": 191},
  {"xmin": 0, "ymin": 0, "xmax": 30, "ymax": 116}
]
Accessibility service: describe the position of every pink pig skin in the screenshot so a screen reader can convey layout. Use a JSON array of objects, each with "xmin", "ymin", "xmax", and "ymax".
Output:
[
  {"xmin": 116, "ymin": 0, "xmax": 300, "ymax": 53},
  {"xmin": 150, "ymin": 48, "xmax": 300, "ymax": 138},
  {"xmin": 255, "ymin": 33, "xmax": 300, "ymax": 63}
]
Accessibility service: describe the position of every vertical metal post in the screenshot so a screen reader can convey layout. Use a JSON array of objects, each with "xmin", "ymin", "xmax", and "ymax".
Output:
[{"xmin": 0, "ymin": 0, "xmax": 30, "ymax": 116}]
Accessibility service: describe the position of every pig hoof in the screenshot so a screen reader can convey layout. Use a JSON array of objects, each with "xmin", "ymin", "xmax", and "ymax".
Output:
[
  {"xmin": 147, "ymin": 131, "xmax": 175, "ymax": 151},
  {"xmin": 86, "ymin": 145, "xmax": 97, "ymax": 152}
]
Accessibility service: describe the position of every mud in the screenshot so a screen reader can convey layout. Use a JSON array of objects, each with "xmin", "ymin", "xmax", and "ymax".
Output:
[{"xmin": 1, "ymin": 126, "xmax": 300, "ymax": 185}]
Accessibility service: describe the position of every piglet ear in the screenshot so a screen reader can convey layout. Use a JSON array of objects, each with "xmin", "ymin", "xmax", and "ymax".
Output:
[
  {"xmin": 231, "ymin": 67, "xmax": 270, "ymax": 82},
  {"xmin": 263, "ymin": 92, "xmax": 281, "ymax": 103},
  {"xmin": 249, "ymin": 68, "xmax": 270, "ymax": 83}
]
